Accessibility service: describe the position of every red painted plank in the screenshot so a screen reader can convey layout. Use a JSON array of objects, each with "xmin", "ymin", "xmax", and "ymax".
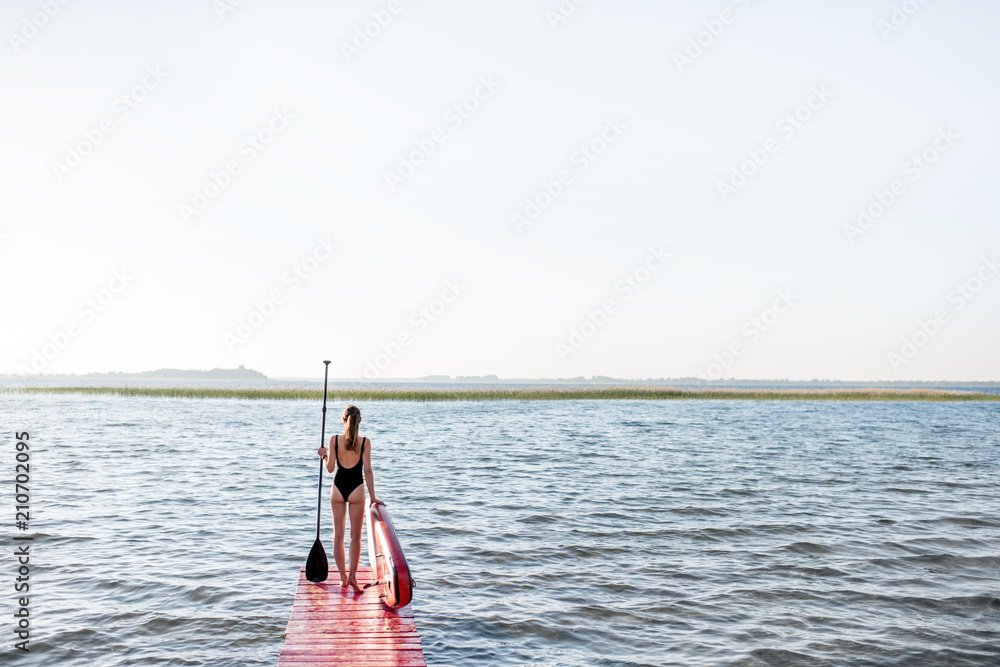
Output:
[
  {"xmin": 291, "ymin": 603, "xmax": 414, "ymax": 615},
  {"xmin": 279, "ymin": 661, "xmax": 426, "ymax": 666},
  {"xmin": 280, "ymin": 647, "xmax": 422, "ymax": 652},
  {"xmin": 284, "ymin": 618, "xmax": 416, "ymax": 628},
  {"xmin": 284, "ymin": 622, "xmax": 417, "ymax": 635},
  {"xmin": 291, "ymin": 607, "xmax": 414, "ymax": 617},
  {"xmin": 281, "ymin": 659, "xmax": 425, "ymax": 663},
  {"xmin": 285, "ymin": 635, "xmax": 420, "ymax": 651},
  {"xmin": 288, "ymin": 610, "xmax": 412, "ymax": 619},
  {"xmin": 283, "ymin": 630, "xmax": 422, "ymax": 637},
  {"xmin": 278, "ymin": 655, "xmax": 427, "ymax": 665},
  {"xmin": 289, "ymin": 602, "xmax": 412, "ymax": 612},
  {"xmin": 288, "ymin": 611, "xmax": 410, "ymax": 619},
  {"xmin": 290, "ymin": 602, "xmax": 411, "ymax": 613},
  {"xmin": 280, "ymin": 659, "xmax": 426, "ymax": 664},
  {"xmin": 279, "ymin": 651, "xmax": 426, "ymax": 662},
  {"xmin": 284, "ymin": 615, "xmax": 417, "ymax": 627},
  {"xmin": 292, "ymin": 590, "xmax": 378, "ymax": 598},
  {"xmin": 280, "ymin": 648, "xmax": 426, "ymax": 656},
  {"xmin": 278, "ymin": 654, "xmax": 426, "ymax": 665},
  {"xmin": 283, "ymin": 632, "xmax": 422, "ymax": 639},
  {"xmin": 282, "ymin": 636, "xmax": 422, "ymax": 645},
  {"xmin": 282, "ymin": 638, "xmax": 423, "ymax": 647},
  {"xmin": 279, "ymin": 660, "xmax": 426, "ymax": 666},
  {"xmin": 284, "ymin": 617, "xmax": 417, "ymax": 627},
  {"xmin": 281, "ymin": 645, "xmax": 425, "ymax": 654},
  {"xmin": 285, "ymin": 620, "xmax": 418, "ymax": 629},
  {"xmin": 283, "ymin": 616, "xmax": 416, "ymax": 627},
  {"xmin": 281, "ymin": 634, "xmax": 422, "ymax": 641},
  {"xmin": 283, "ymin": 648, "xmax": 424, "ymax": 652}
]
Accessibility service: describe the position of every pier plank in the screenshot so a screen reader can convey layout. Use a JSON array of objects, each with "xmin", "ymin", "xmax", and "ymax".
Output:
[{"xmin": 278, "ymin": 566, "xmax": 426, "ymax": 667}]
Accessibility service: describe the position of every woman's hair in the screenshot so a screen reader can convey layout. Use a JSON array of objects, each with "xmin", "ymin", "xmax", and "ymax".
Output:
[{"xmin": 342, "ymin": 404, "xmax": 362, "ymax": 451}]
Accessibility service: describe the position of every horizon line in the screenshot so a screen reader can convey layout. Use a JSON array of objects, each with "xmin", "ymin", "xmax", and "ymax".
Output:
[{"xmin": 2, "ymin": 371, "xmax": 998, "ymax": 385}]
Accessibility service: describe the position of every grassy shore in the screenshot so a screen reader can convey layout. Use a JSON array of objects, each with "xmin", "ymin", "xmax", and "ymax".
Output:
[{"xmin": 15, "ymin": 385, "xmax": 1000, "ymax": 402}]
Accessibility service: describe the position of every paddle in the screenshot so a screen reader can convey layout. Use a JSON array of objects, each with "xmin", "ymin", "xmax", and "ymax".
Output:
[{"xmin": 305, "ymin": 360, "xmax": 332, "ymax": 583}]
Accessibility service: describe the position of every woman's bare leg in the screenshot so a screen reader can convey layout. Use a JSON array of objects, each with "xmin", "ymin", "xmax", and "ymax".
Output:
[
  {"xmin": 346, "ymin": 486, "xmax": 366, "ymax": 593},
  {"xmin": 331, "ymin": 493, "xmax": 348, "ymax": 588}
]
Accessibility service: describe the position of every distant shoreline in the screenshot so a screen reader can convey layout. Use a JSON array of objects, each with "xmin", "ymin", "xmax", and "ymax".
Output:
[
  {"xmin": 4, "ymin": 368, "xmax": 999, "ymax": 390},
  {"xmin": 14, "ymin": 386, "xmax": 1000, "ymax": 402}
]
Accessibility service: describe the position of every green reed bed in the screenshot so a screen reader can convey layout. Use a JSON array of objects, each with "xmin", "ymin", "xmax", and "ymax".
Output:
[{"xmin": 15, "ymin": 385, "xmax": 999, "ymax": 402}]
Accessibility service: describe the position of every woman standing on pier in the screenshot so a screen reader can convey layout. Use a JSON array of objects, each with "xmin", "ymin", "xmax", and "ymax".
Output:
[{"xmin": 317, "ymin": 404, "xmax": 383, "ymax": 593}]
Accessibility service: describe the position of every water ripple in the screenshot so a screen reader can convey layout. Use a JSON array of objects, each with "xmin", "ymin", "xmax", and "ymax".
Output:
[{"xmin": 2, "ymin": 394, "xmax": 998, "ymax": 666}]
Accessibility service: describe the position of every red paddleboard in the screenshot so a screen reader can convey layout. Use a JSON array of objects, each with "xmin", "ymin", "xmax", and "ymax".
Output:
[{"xmin": 365, "ymin": 500, "xmax": 414, "ymax": 609}]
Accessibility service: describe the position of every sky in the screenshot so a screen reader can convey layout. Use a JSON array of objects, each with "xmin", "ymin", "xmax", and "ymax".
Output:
[{"xmin": 1, "ymin": 0, "xmax": 998, "ymax": 381}]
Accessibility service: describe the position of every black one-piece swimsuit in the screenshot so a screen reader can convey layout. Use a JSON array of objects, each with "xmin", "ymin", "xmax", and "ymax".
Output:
[{"xmin": 332, "ymin": 435, "xmax": 365, "ymax": 501}]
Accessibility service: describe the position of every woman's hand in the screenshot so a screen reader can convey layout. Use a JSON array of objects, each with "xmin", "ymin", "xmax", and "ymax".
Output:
[
  {"xmin": 317, "ymin": 447, "xmax": 327, "ymax": 459},
  {"xmin": 370, "ymin": 497, "xmax": 385, "ymax": 506}
]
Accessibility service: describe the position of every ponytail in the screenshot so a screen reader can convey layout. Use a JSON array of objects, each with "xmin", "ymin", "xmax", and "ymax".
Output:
[{"xmin": 343, "ymin": 404, "xmax": 362, "ymax": 451}]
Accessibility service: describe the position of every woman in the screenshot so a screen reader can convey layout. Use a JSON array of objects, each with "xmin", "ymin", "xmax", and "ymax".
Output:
[{"xmin": 316, "ymin": 404, "xmax": 383, "ymax": 593}]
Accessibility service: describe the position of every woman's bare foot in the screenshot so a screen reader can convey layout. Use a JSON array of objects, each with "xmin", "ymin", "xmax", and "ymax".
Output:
[
  {"xmin": 346, "ymin": 577, "xmax": 364, "ymax": 594},
  {"xmin": 339, "ymin": 575, "xmax": 348, "ymax": 589}
]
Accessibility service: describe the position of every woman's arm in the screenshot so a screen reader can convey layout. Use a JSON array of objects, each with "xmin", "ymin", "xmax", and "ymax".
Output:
[
  {"xmin": 363, "ymin": 439, "xmax": 382, "ymax": 505},
  {"xmin": 317, "ymin": 435, "xmax": 337, "ymax": 474}
]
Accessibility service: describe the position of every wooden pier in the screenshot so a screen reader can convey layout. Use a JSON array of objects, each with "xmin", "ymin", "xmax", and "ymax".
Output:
[{"xmin": 277, "ymin": 565, "xmax": 427, "ymax": 666}]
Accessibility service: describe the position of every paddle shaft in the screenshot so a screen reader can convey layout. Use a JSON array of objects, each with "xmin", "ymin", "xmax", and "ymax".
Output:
[{"xmin": 315, "ymin": 360, "xmax": 331, "ymax": 540}]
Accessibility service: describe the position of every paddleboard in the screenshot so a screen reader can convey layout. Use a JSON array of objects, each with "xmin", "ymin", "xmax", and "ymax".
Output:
[{"xmin": 365, "ymin": 500, "xmax": 414, "ymax": 609}]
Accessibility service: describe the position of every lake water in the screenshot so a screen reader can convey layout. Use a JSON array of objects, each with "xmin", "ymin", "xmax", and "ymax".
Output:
[{"xmin": 2, "ymin": 393, "xmax": 998, "ymax": 666}]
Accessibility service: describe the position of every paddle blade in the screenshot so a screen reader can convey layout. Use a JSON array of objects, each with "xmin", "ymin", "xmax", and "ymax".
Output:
[{"xmin": 305, "ymin": 538, "xmax": 328, "ymax": 582}]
